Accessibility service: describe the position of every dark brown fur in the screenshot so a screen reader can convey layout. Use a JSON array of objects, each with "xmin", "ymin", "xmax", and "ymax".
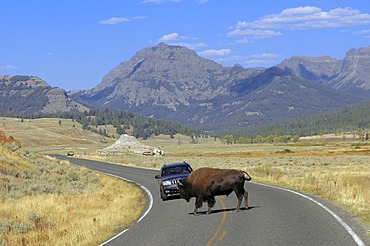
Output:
[{"xmin": 178, "ymin": 167, "xmax": 251, "ymax": 215}]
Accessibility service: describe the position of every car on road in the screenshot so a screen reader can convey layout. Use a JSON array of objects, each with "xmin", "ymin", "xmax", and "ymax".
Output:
[
  {"xmin": 67, "ymin": 151, "xmax": 74, "ymax": 156},
  {"xmin": 155, "ymin": 162, "xmax": 193, "ymax": 201}
]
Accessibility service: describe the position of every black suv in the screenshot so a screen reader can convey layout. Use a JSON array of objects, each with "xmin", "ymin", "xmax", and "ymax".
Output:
[{"xmin": 155, "ymin": 162, "xmax": 193, "ymax": 201}]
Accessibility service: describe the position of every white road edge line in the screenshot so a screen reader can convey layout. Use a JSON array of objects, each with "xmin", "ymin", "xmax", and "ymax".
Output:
[
  {"xmin": 93, "ymin": 171, "xmax": 153, "ymax": 246},
  {"xmin": 252, "ymin": 181, "xmax": 365, "ymax": 246}
]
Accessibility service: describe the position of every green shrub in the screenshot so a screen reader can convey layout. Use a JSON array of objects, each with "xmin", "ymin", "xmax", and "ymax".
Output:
[
  {"xmin": 13, "ymin": 221, "xmax": 33, "ymax": 233},
  {"xmin": 275, "ymin": 148, "xmax": 293, "ymax": 154}
]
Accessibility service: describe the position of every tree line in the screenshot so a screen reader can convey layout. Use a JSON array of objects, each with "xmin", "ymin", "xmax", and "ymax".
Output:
[
  {"xmin": 2, "ymin": 97, "xmax": 370, "ymax": 143},
  {"xmin": 220, "ymin": 99, "xmax": 370, "ymax": 141},
  {"xmin": 222, "ymin": 134, "xmax": 300, "ymax": 145},
  {"xmin": 1, "ymin": 108, "xmax": 207, "ymax": 140}
]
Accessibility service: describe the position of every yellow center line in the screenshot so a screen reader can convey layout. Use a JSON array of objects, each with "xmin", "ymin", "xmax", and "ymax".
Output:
[
  {"xmin": 219, "ymin": 230, "xmax": 227, "ymax": 241},
  {"xmin": 206, "ymin": 197, "xmax": 227, "ymax": 246}
]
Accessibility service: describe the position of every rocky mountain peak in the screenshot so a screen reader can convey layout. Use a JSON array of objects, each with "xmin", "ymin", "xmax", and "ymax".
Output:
[
  {"xmin": 79, "ymin": 43, "xmax": 233, "ymax": 111},
  {"xmin": 277, "ymin": 46, "xmax": 370, "ymax": 99},
  {"xmin": 71, "ymin": 44, "xmax": 365, "ymax": 130},
  {"xmin": 277, "ymin": 55, "xmax": 342, "ymax": 82},
  {"xmin": 341, "ymin": 46, "xmax": 370, "ymax": 87},
  {"xmin": 0, "ymin": 75, "xmax": 89, "ymax": 113},
  {"xmin": 0, "ymin": 75, "xmax": 50, "ymax": 89}
]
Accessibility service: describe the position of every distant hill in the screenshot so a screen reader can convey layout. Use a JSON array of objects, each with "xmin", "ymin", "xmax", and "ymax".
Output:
[
  {"xmin": 210, "ymin": 67, "xmax": 360, "ymax": 130},
  {"xmin": 235, "ymin": 98, "xmax": 370, "ymax": 139},
  {"xmin": 71, "ymin": 43, "xmax": 362, "ymax": 131},
  {"xmin": 0, "ymin": 75, "xmax": 89, "ymax": 114},
  {"xmin": 277, "ymin": 46, "xmax": 370, "ymax": 99}
]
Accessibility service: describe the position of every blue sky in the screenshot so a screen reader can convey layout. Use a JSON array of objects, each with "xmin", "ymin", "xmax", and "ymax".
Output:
[{"xmin": 1, "ymin": 0, "xmax": 370, "ymax": 91}]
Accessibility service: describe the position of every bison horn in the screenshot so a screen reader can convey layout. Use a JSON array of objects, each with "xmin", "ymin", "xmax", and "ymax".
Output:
[{"xmin": 177, "ymin": 180, "xmax": 183, "ymax": 187}]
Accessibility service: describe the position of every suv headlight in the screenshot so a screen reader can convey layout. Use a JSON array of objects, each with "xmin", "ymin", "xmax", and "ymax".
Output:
[{"xmin": 162, "ymin": 181, "xmax": 172, "ymax": 186}]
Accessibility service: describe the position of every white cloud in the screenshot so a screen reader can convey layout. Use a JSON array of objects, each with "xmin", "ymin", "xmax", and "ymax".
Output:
[
  {"xmin": 214, "ymin": 53, "xmax": 281, "ymax": 67},
  {"xmin": 198, "ymin": 49, "xmax": 231, "ymax": 57},
  {"xmin": 227, "ymin": 28, "xmax": 282, "ymax": 39},
  {"xmin": 243, "ymin": 59, "xmax": 277, "ymax": 66},
  {"xmin": 99, "ymin": 17, "xmax": 129, "ymax": 25},
  {"xmin": 353, "ymin": 29, "xmax": 370, "ymax": 35},
  {"xmin": 99, "ymin": 16, "xmax": 146, "ymax": 25},
  {"xmin": 227, "ymin": 6, "xmax": 370, "ymax": 43},
  {"xmin": 0, "ymin": 65, "xmax": 18, "ymax": 70},
  {"xmin": 132, "ymin": 16, "xmax": 147, "ymax": 20},
  {"xmin": 353, "ymin": 29, "xmax": 370, "ymax": 38},
  {"xmin": 158, "ymin": 32, "xmax": 184, "ymax": 42},
  {"xmin": 214, "ymin": 55, "xmax": 246, "ymax": 63},
  {"xmin": 99, "ymin": 17, "xmax": 130, "ymax": 25},
  {"xmin": 248, "ymin": 53, "xmax": 281, "ymax": 59},
  {"xmin": 231, "ymin": 6, "xmax": 370, "ymax": 31},
  {"xmin": 157, "ymin": 32, "xmax": 206, "ymax": 50}
]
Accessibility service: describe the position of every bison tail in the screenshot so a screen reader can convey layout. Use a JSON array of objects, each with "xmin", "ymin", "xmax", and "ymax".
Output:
[{"xmin": 243, "ymin": 171, "xmax": 252, "ymax": 181}]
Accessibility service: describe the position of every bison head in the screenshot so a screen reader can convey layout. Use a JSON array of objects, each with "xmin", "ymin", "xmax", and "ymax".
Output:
[{"xmin": 177, "ymin": 178, "xmax": 192, "ymax": 202}]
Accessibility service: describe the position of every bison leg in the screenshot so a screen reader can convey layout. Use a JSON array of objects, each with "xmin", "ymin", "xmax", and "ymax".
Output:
[
  {"xmin": 234, "ymin": 191, "xmax": 243, "ymax": 211},
  {"xmin": 194, "ymin": 196, "xmax": 203, "ymax": 215},
  {"xmin": 206, "ymin": 197, "xmax": 216, "ymax": 215},
  {"xmin": 244, "ymin": 190, "xmax": 249, "ymax": 209},
  {"xmin": 235, "ymin": 187, "xmax": 248, "ymax": 211}
]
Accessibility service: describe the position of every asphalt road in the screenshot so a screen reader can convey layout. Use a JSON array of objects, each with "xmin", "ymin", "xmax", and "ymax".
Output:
[{"xmin": 54, "ymin": 155, "xmax": 368, "ymax": 246}]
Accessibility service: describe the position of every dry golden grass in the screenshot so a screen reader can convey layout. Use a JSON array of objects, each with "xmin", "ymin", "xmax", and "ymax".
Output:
[
  {"xmin": 0, "ymin": 126, "xmax": 145, "ymax": 246},
  {"xmin": 250, "ymin": 156, "xmax": 370, "ymax": 224},
  {"xmin": 0, "ymin": 117, "xmax": 115, "ymax": 153},
  {"xmin": 1, "ymin": 174, "xmax": 144, "ymax": 246},
  {"xmin": 1, "ymin": 118, "xmax": 369, "ymax": 240}
]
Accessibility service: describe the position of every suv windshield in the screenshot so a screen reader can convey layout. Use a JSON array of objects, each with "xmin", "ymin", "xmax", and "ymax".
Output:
[{"xmin": 161, "ymin": 165, "xmax": 192, "ymax": 177}]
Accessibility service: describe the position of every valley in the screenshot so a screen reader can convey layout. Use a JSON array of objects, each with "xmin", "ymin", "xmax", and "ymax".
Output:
[
  {"xmin": 2, "ymin": 117, "xmax": 369, "ymax": 233},
  {"xmin": 1, "ymin": 45, "xmax": 370, "ymax": 244}
]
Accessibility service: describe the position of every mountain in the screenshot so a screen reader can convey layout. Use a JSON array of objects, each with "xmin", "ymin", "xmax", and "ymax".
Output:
[
  {"xmin": 276, "ymin": 56, "xmax": 342, "ymax": 83},
  {"xmin": 207, "ymin": 67, "xmax": 359, "ymax": 129},
  {"xmin": 72, "ymin": 43, "xmax": 361, "ymax": 131},
  {"xmin": 277, "ymin": 46, "xmax": 370, "ymax": 99},
  {"xmin": 0, "ymin": 75, "xmax": 89, "ymax": 114},
  {"xmin": 73, "ymin": 43, "xmax": 260, "ymax": 111}
]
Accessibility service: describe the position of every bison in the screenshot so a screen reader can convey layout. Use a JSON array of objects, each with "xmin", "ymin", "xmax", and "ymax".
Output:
[{"xmin": 177, "ymin": 167, "xmax": 252, "ymax": 215}]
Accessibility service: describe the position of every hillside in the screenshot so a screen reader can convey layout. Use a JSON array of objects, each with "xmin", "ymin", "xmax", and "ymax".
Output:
[
  {"xmin": 0, "ymin": 117, "xmax": 115, "ymax": 153},
  {"xmin": 0, "ymin": 75, "xmax": 89, "ymax": 114},
  {"xmin": 0, "ymin": 131, "xmax": 145, "ymax": 245},
  {"xmin": 0, "ymin": 117, "xmax": 201, "ymax": 155},
  {"xmin": 202, "ymin": 67, "xmax": 359, "ymax": 129},
  {"xmin": 233, "ymin": 98, "xmax": 370, "ymax": 139},
  {"xmin": 71, "ymin": 43, "xmax": 362, "ymax": 131}
]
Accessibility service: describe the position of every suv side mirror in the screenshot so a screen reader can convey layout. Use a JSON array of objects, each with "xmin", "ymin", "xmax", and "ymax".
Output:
[{"xmin": 155, "ymin": 175, "xmax": 160, "ymax": 179}]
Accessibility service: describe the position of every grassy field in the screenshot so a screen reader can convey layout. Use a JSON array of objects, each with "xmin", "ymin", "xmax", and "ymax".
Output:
[
  {"xmin": 0, "ymin": 119, "xmax": 145, "ymax": 246},
  {"xmin": 0, "ymin": 117, "xmax": 116, "ymax": 154},
  {"xmin": 1, "ymin": 117, "xmax": 369, "ymax": 241}
]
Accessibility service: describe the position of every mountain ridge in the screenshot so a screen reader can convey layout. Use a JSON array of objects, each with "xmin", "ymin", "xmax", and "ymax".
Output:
[
  {"xmin": 2, "ymin": 44, "xmax": 369, "ymax": 131},
  {"xmin": 71, "ymin": 43, "xmax": 365, "ymax": 130},
  {"xmin": 0, "ymin": 75, "xmax": 89, "ymax": 114},
  {"xmin": 277, "ymin": 46, "xmax": 370, "ymax": 99}
]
